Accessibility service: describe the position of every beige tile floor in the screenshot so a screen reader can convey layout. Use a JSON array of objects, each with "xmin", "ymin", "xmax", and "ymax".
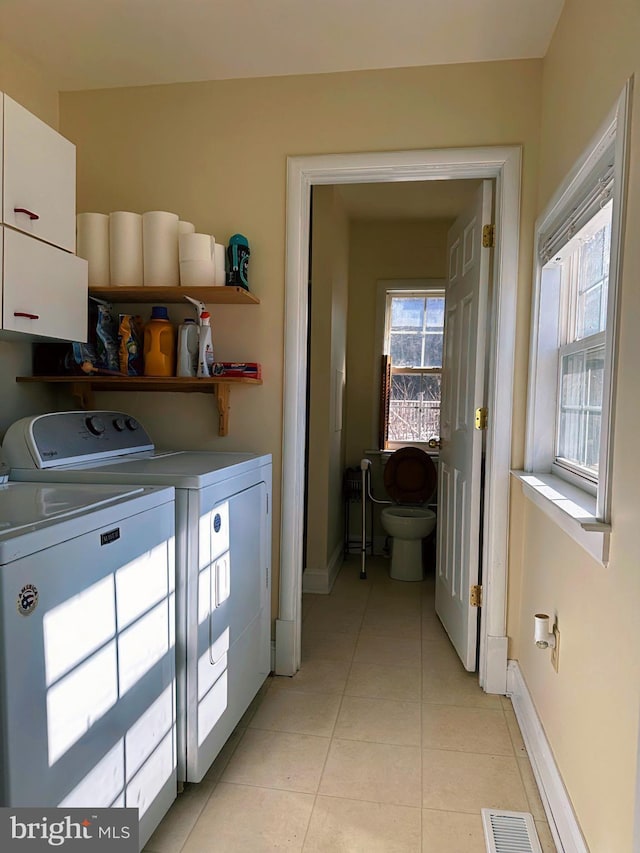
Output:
[{"xmin": 144, "ymin": 556, "xmax": 556, "ymax": 852}]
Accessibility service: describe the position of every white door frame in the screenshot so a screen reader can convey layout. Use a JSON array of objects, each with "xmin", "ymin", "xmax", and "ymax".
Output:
[{"xmin": 276, "ymin": 146, "xmax": 522, "ymax": 695}]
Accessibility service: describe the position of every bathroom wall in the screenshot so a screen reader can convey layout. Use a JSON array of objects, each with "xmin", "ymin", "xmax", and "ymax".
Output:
[
  {"xmin": 344, "ymin": 217, "xmax": 451, "ymax": 465},
  {"xmin": 305, "ymin": 186, "xmax": 349, "ymax": 591},
  {"xmin": 0, "ymin": 40, "xmax": 59, "ymax": 444},
  {"xmin": 342, "ymin": 218, "xmax": 449, "ymax": 549}
]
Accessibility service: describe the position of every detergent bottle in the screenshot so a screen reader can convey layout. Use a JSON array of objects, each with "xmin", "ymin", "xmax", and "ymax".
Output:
[
  {"xmin": 176, "ymin": 318, "xmax": 199, "ymax": 377},
  {"xmin": 143, "ymin": 306, "xmax": 175, "ymax": 376}
]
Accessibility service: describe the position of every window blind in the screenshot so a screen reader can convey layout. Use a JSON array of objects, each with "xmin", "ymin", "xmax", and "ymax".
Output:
[{"xmin": 539, "ymin": 161, "xmax": 614, "ymax": 264}]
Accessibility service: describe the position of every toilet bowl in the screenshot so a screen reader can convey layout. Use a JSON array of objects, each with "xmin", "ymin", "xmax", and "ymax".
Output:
[{"xmin": 381, "ymin": 448, "xmax": 437, "ymax": 582}]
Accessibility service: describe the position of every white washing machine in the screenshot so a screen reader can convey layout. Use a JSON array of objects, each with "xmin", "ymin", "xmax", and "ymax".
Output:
[
  {"xmin": 3, "ymin": 411, "xmax": 272, "ymax": 784},
  {"xmin": 0, "ymin": 474, "xmax": 176, "ymax": 850}
]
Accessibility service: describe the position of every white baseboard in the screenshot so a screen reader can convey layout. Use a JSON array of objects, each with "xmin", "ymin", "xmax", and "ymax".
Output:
[
  {"xmin": 302, "ymin": 542, "xmax": 343, "ymax": 594},
  {"xmin": 507, "ymin": 661, "xmax": 588, "ymax": 853}
]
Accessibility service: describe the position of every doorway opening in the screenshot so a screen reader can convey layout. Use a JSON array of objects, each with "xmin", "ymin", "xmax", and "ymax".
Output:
[{"xmin": 276, "ymin": 146, "xmax": 521, "ymax": 698}]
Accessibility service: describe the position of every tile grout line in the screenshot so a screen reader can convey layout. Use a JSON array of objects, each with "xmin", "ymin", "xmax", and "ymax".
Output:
[
  {"xmin": 298, "ymin": 561, "xmax": 373, "ymax": 851},
  {"xmin": 173, "ymin": 679, "xmax": 273, "ymax": 852}
]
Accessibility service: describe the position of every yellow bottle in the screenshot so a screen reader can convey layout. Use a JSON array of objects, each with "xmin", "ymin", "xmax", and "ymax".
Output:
[{"xmin": 143, "ymin": 306, "xmax": 176, "ymax": 376}]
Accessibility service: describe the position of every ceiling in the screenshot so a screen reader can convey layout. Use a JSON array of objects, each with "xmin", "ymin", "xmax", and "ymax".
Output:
[
  {"xmin": 336, "ymin": 180, "xmax": 482, "ymax": 221},
  {"xmin": 0, "ymin": 0, "xmax": 564, "ymax": 92}
]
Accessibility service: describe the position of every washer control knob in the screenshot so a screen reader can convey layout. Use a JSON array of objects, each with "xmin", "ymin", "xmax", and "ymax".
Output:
[
  {"xmin": 86, "ymin": 416, "xmax": 106, "ymax": 436},
  {"xmin": 126, "ymin": 417, "xmax": 139, "ymax": 431},
  {"xmin": 113, "ymin": 417, "xmax": 126, "ymax": 431}
]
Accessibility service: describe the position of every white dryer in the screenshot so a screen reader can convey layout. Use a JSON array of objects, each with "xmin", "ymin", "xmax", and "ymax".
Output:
[
  {"xmin": 0, "ymin": 476, "xmax": 176, "ymax": 850},
  {"xmin": 3, "ymin": 411, "xmax": 272, "ymax": 784}
]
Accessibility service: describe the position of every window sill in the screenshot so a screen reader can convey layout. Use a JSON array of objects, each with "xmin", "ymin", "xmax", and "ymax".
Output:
[{"xmin": 511, "ymin": 470, "xmax": 611, "ymax": 566}]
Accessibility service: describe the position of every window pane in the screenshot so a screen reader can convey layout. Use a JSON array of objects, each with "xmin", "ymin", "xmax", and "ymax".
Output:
[
  {"xmin": 424, "ymin": 332, "xmax": 443, "ymax": 368},
  {"xmin": 574, "ymin": 207, "xmax": 611, "ymax": 341},
  {"xmin": 388, "ymin": 295, "xmax": 444, "ymax": 368},
  {"xmin": 585, "ymin": 412, "xmax": 601, "ymax": 470},
  {"xmin": 390, "ymin": 332, "xmax": 423, "ymax": 367},
  {"xmin": 391, "ymin": 298, "xmax": 424, "ymax": 329},
  {"xmin": 388, "ymin": 373, "xmax": 441, "ymax": 442},
  {"xmin": 558, "ymin": 410, "xmax": 584, "ymax": 468},
  {"xmin": 586, "ymin": 349, "xmax": 605, "ymax": 407},
  {"xmin": 557, "ymin": 344, "xmax": 604, "ymax": 474},
  {"xmin": 426, "ymin": 297, "xmax": 445, "ymax": 329},
  {"xmin": 579, "ymin": 222, "xmax": 611, "ymax": 289},
  {"xmin": 581, "ymin": 286, "xmax": 603, "ymax": 338},
  {"xmin": 560, "ymin": 351, "xmax": 584, "ymax": 408}
]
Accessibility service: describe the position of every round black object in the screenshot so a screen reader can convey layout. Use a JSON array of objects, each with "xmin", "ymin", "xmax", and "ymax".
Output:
[{"xmin": 383, "ymin": 447, "xmax": 437, "ymax": 504}]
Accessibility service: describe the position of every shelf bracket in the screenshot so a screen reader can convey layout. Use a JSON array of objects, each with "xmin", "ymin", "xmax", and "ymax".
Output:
[
  {"xmin": 70, "ymin": 381, "xmax": 95, "ymax": 411},
  {"xmin": 215, "ymin": 383, "xmax": 230, "ymax": 436}
]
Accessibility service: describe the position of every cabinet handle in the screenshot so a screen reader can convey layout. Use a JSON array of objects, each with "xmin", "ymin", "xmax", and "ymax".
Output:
[
  {"xmin": 14, "ymin": 207, "xmax": 40, "ymax": 221},
  {"xmin": 14, "ymin": 312, "xmax": 40, "ymax": 320}
]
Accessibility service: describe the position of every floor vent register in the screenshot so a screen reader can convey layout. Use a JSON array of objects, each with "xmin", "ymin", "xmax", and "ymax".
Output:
[{"xmin": 481, "ymin": 809, "xmax": 543, "ymax": 853}]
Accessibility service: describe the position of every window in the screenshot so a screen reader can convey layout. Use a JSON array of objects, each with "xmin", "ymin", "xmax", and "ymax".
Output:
[
  {"xmin": 524, "ymin": 82, "xmax": 631, "ymax": 531},
  {"xmin": 552, "ymin": 201, "xmax": 612, "ymax": 481},
  {"xmin": 380, "ymin": 287, "xmax": 445, "ymax": 446}
]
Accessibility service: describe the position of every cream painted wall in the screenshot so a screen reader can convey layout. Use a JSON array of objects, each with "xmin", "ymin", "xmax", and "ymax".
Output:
[
  {"xmin": 0, "ymin": 42, "xmax": 59, "ymax": 446},
  {"xmin": 59, "ymin": 59, "xmax": 543, "ymax": 620},
  {"xmin": 306, "ymin": 186, "xmax": 349, "ymax": 576},
  {"xmin": 0, "ymin": 40, "xmax": 58, "ymax": 129},
  {"xmin": 345, "ymin": 218, "xmax": 450, "ymax": 466},
  {"xmin": 513, "ymin": 0, "xmax": 640, "ymax": 850}
]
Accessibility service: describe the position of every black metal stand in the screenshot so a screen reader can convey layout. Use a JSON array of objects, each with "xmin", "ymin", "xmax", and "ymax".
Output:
[{"xmin": 343, "ymin": 467, "xmax": 373, "ymax": 557}]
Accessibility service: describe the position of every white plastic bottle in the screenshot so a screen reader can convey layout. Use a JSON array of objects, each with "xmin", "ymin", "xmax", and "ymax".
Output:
[
  {"xmin": 197, "ymin": 311, "xmax": 214, "ymax": 377},
  {"xmin": 176, "ymin": 318, "xmax": 199, "ymax": 377}
]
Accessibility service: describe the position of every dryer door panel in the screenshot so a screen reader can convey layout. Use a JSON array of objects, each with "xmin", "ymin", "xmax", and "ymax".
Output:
[
  {"xmin": 207, "ymin": 481, "xmax": 266, "ymax": 646},
  {"xmin": 190, "ymin": 478, "xmax": 268, "ymax": 781}
]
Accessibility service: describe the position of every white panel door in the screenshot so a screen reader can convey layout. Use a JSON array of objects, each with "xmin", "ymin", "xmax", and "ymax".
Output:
[
  {"xmin": 3, "ymin": 94, "xmax": 76, "ymax": 252},
  {"xmin": 435, "ymin": 180, "xmax": 492, "ymax": 671},
  {"xmin": 3, "ymin": 227, "xmax": 87, "ymax": 341}
]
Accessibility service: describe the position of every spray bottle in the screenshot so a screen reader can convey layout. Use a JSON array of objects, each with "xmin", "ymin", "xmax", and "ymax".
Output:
[{"xmin": 184, "ymin": 296, "xmax": 214, "ymax": 378}]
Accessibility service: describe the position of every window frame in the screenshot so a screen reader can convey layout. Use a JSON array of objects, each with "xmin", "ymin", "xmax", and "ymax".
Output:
[
  {"xmin": 524, "ymin": 81, "xmax": 632, "ymax": 528},
  {"xmin": 373, "ymin": 279, "xmax": 446, "ymax": 451}
]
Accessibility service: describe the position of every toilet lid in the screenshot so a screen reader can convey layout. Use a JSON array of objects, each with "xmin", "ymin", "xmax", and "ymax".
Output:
[{"xmin": 383, "ymin": 447, "xmax": 437, "ymax": 503}]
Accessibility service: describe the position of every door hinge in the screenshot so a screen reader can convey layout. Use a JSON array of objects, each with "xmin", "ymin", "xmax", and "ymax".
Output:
[
  {"xmin": 482, "ymin": 224, "xmax": 495, "ymax": 248},
  {"xmin": 470, "ymin": 585, "xmax": 483, "ymax": 607},
  {"xmin": 475, "ymin": 407, "xmax": 488, "ymax": 430}
]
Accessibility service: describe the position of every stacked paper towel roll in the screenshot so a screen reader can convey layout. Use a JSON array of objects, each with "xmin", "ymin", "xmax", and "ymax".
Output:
[
  {"xmin": 77, "ymin": 210, "xmax": 227, "ymax": 288},
  {"xmin": 214, "ymin": 243, "xmax": 227, "ymax": 286},
  {"xmin": 179, "ymin": 232, "xmax": 215, "ymax": 287},
  {"xmin": 77, "ymin": 213, "xmax": 110, "ymax": 286},
  {"xmin": 143, "ymin": 211, "xmax": 180, "ymax": 287},
  {"xmin": 109, "ymin": 212, "xmax": 143, "ymax": 287}
]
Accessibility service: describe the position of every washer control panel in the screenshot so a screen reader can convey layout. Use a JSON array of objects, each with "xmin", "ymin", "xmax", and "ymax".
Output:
[{"xmin": 2, "ymin": 411, "xmax": 154, "ymax": 469}]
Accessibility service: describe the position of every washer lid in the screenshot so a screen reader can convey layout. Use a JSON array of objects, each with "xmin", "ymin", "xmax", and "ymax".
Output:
[
  {"xmin": 383, "ymin": 447, "xmax": 437, "ymax": 503},
  {"xmin": 0, "ymin": 482, "xmax": 145, "ymax": 535}
]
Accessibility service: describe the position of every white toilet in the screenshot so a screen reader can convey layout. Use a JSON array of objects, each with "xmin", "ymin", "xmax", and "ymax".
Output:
[{"xmin": 381, "ymin": 447, "xmax": 437, "ymax": 582}]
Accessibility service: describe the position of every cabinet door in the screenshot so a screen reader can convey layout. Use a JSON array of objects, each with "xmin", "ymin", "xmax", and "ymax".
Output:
[
  {"xmin": 3, "ymin": 228, "xmax": 88, "ymax": 341},
  {"xmin": 3, "ymin": 95, "xmax": 76, "ymax": 252}
]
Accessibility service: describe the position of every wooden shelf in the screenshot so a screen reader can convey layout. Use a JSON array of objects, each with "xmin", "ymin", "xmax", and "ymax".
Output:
[
  {"xmin": 88, "ymin": 285, "xmax": 260, "ymax": 305},
  {"xmin": 17, "ymin": 375, "xmax": 262, "ymax": 436}
]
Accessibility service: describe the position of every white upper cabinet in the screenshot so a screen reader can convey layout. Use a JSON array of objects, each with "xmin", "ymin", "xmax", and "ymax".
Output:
[
  {"xmin": 3, "ymin": 228, "xmax": 87, "ymax": 341},
  {"xmin": 3, "ymin": 94, "xmax": 76, "ymax": 253},
  {"xmin": 0, "ymin": 93, "xmax": 87, "ymax": 341}
]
